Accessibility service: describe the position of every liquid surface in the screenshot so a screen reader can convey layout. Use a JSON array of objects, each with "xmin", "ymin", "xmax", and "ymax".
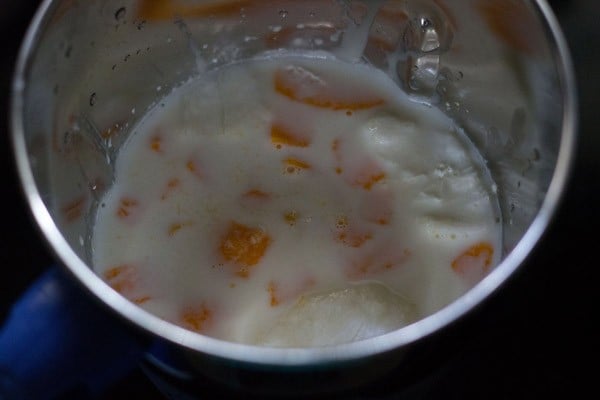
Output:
[{"xmin": 92, "ymin": 55, "xmax": 501, "ymax": 347}]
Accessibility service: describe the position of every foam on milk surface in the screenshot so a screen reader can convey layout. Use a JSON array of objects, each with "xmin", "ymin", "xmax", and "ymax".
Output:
[{"xmin": 92, "ymin": 55, "xmax": 501, "ymax": 346}]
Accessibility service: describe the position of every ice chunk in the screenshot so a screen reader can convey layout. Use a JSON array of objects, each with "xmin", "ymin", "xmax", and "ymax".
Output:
[{"xmin": 256, "ymin": 282, "xmax": 416, "ymax": 347}]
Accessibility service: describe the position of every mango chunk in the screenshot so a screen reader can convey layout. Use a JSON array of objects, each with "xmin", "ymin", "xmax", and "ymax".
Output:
[
  {"xmin": 451, "ymin": 242, "xmax": 494, "ymax": 280},
  {"xmin": 220, "ymin": 222, "xmax": 271, "ymax": 277}
]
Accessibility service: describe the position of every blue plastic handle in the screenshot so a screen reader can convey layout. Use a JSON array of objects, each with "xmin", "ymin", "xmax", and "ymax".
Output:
[{"xmin": 0, "ymin": 267, "xmax": 146, "ymax": 399}]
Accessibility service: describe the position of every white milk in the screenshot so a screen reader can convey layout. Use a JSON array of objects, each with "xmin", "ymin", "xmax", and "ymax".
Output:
[{"xmin": 92, "ymin": 55, "xmax": 501, "ymax": 347}]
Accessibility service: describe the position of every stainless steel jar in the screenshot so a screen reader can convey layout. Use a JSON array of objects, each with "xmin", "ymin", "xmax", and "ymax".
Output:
[{"xmin": 9, "ymin": 0, "xmax": 576, "ymax": 397}]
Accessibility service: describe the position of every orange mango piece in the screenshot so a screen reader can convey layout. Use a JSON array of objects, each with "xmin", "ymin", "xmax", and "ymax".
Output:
[
  {"xmin": 117, "ymin": 197, "xmax": 139, "ymax": 219},
  {"xmin": 185, "ymin": 159, "xmax": 205, "ymax": 180},
  {"xmin": 284, "ymin": 211, "xmax": 298, "ymax": 226},
  {"xmin": 333, "ymin": 139, "xmax": 386, "ymax": 190},
  {"xmin": 270, "ymin": 124, "xmax": 310, "ymax": 148},
  {"xmin": 243, "ymin": 189, "xmax": 270, "ymax": 199},
  {"xmin": 137, "ymin": 0, "xmax": 257, "ymax": 21},
  {"xmin": 352, "ymin": 161, "xmax": 386, "ymax": 190},
  {"xmin": 132, "ymin": 296, "xmax": 152, "ymax": 305},
  {"xmin": 104, "ymin": 264, "xmax": 132, "ymax": 280},
  {"xmin": 451, "ymin": 242, "xmax": 494, "ymax": 277},
  {"xmin": 48, "ymin": 0, "xmax": 79, "ymax": 27},
  {"xmin": 267, "ymin": 277, "xmax": 316, "ymax": 306},
  {"xmin": 161, "ymin": 178, "xmax": 181, "ymax": 200},
  {"xmin": 360, "ymin": 172, "xmax": 385, "ymax": 190},
  {"xmin": 346, "ymin": 249, "xmax": 411, "ymax": 279},
  {"xmin": 334, "ymin": 216, "xmax": 373, "ymax": 248},
  {"xmin": 332, "ymin": 138, "xmax": 343, "ymax": 174},
  {"xmin": 61, "ymin": 196, "xmax": 86, "ymax": 223},
  {"xmin": 337, "ymin": 230, "xmax": 373, "ymax": 248},
  {"xmin": 103, "ymin": 264, "xmax": 137, "ymax": 294},
  {"xmin": 366, "ymin": 4, "xmax": 409, "ymax": 54},
  {"xmin": 150, "ymin": 135, "xmax": 162, "ymax": 153},
  {"xmin": 168, "ymin": 221, "xmax": 192, "ymax": 236},
  {"xmin": 181, "ymin": 305, "xmax": 212, "ymax": 333},
  {"xmin": 103, "ymin": 265, "xmax": 153, "ymax": 305},
  {"xmin": 331, "ymin": 138, "xmax": 341, "ymax": 152},
  {"xmin": 283, "ymin": 157, "xmax": 311, "ymax": 173},
  {"xmin": 220, "ymin": 221, "xmax": 271, "ymax": 277},
  {"xmin": 274, "ymin": 67, "xmax": 384, "ymax": 111},
  {"xmin": 267, "ymin": 281, "xmax": 280, "ymax": 307},
  {"xmin": 240, "ymin": 189, "xmax": 271, "ymax": 210},
  {"xmin": 335, "ymin": 215, "xmax": 348, "ymax": 229},
  {"xmin": 169, "ymin": 223, "xmax": 183, "ymax": 236},
  {"xmin": 475, "ymin": 0, "xmax": 536, "ymax": 53},
  {"xmin": 361, "ymin": 187, "xmax": 394, "ymax": 226},
  {"xmin": 366, "ymin": 35, "xmax": 398, "ymax": 55}
]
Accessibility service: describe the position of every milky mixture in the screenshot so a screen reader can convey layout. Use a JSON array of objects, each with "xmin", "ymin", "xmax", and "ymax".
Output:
[{"xmin": 92, "ymin": 55, "xmax": 501, "ymax": 347}]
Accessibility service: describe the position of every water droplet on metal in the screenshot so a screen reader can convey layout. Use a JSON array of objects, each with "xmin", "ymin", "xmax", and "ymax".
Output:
[
  {"xmin": 279, "ymin": 9, "xmax": 288, "ymax": 19},
  {"xmin": 115, "ymin": 7, "xmax": 126, "ymax": 21},
  {"xmin": 420, "ymin": 17, "xmax": 431, "ymax": 30}
]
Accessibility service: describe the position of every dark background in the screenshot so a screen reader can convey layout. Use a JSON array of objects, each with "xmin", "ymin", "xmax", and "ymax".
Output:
[{"xmin": 1, "ymin": 1, "xmax": 598, "ymax": 399}]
